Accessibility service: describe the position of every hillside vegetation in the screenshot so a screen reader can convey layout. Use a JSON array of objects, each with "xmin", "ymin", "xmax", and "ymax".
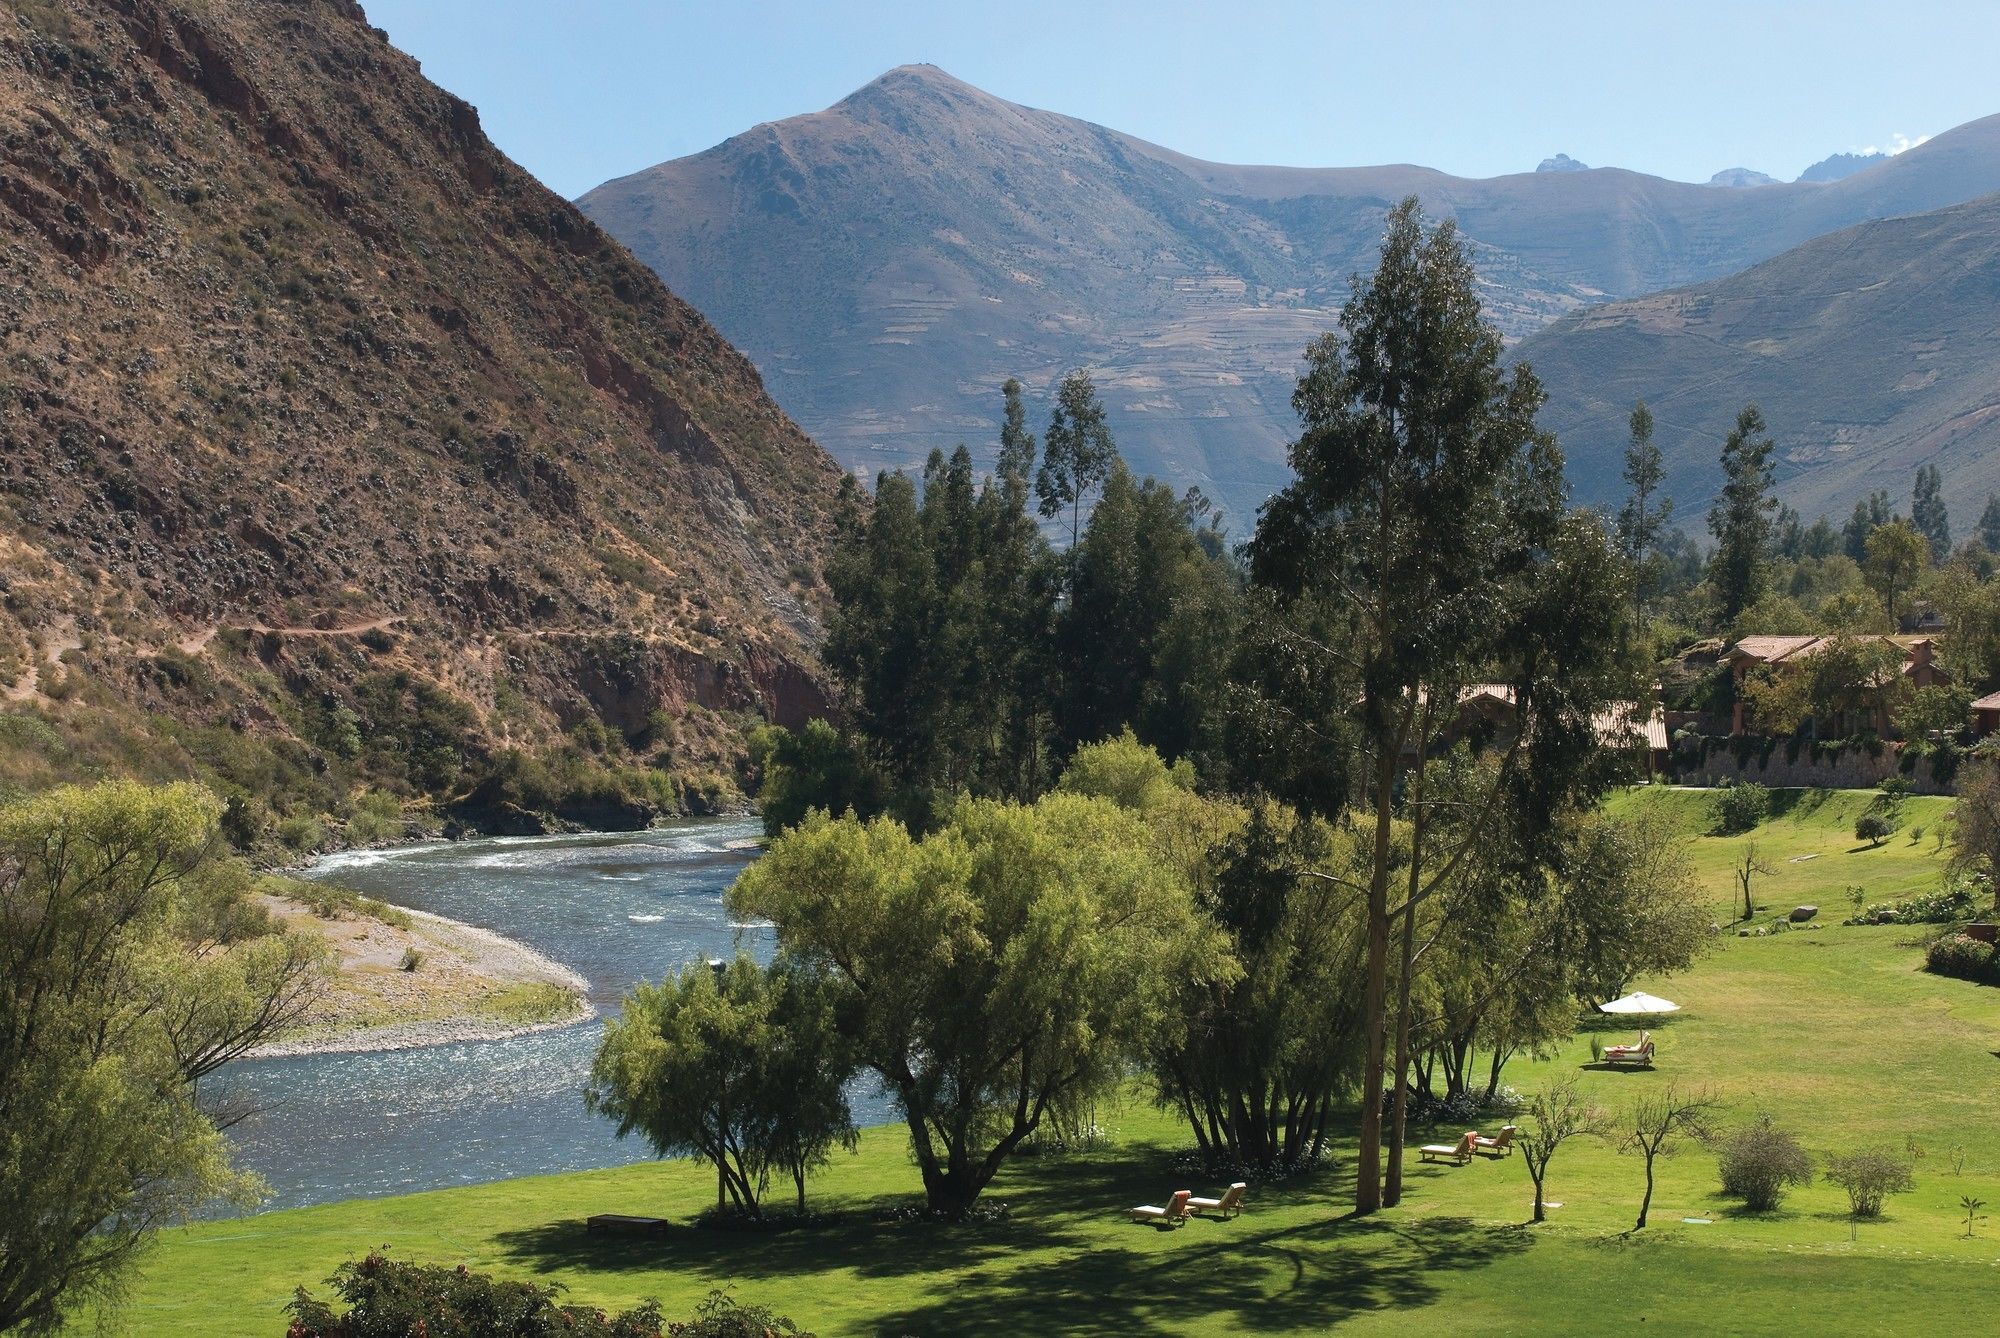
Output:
[{"xmin": 0, "ymin": 0, "xmax": 843, "ymax": 847}]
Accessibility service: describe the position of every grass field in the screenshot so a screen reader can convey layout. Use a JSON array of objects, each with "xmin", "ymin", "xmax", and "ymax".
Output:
[{"xmin": 121, "ymin": 787, "xmax": 2000, "ymax": 1335}]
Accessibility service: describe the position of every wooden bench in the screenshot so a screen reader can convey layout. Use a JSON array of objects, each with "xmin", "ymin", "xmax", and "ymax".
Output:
[{"xmin": 585, "ymin": 1213, "xmax": 668, "ymax": 1236}]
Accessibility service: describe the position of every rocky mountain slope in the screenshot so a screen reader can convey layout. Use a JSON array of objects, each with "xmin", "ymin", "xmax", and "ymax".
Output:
[
  {"xmin": 1519, "ymin": 190, "xmax": 2000, "ymax": 521},
  {"xmin": 580, "ymin": 65, "xmax": 2000, "ymax": 526},
  {"xmin": 0, "ymin": 0, "xmax": 843, "ymax": 837}
]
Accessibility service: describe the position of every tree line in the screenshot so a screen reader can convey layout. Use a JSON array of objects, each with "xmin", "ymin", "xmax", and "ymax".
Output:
[{"xmin": 601, "ymin": 199, "xmax": 1711, "ymax": 1222}]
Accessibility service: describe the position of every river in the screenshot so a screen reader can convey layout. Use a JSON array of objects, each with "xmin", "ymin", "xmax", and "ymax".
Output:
[{"xmin": 214, "ymin": 818, "xmax": 889, "ymax": 1212}]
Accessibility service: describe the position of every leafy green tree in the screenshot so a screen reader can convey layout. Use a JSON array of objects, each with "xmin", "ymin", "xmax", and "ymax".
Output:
[
  {"xmin": 1057, "ymin": 465, "xmax": 1233, "ymax": 758},
  {"xmin": 1913, "ymin": 463, "xmax": 1952, "ymax": 562},
  {"xmin": 746, "ymin": 719, "xmax": 884, "ymax": 836},
  {"xmin": 1617, "ymin": 400, "xmax": 1673, "ymax": 618},
  {"xmin": 1151, "ymin": 799, "xmax": 1368, "ymax": 1170},
  {"xmin": 1247, "ymin": 198, "xmax": 1627, "ymax": 1213},
  {"xmin": 1980, "ymin": 494, "xmax": 2000, "ymax": 554},
  {"xmin": 1035, "ymin": 369, "xmax": 1118, "ymax": 549},
  {"xmin": 588, "ymin": 954, "xmax": 856, "ymax": 1216},
  {"xmin": 1844, "ymin": 490, "xmax": 1893, "ymax": 562},
  {"xmin": 1950, "ymin": 759, "xmax": 2000, "ymax": 913},
  {"xmin": 728, "ymin": 789, "xmax": 1224, "ymax": 1218},
  {"xmin": 0, "ymin": 781, "xmax": 322, "ymax": 1333},
  {"xmin": 1708, "ymin": 405, "xmax": 1778, "ymax": 621},
  {"xmin": 1865, "ymin": 518, "xmax": 1930, "ymax": 626},
  {"xmin": 996, "ymin": 376, "xmax": 1037, "ymax": 492}
]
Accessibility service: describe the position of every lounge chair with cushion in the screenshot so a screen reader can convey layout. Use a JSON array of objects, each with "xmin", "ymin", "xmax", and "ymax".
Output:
[
  {"xmin": 1189, "ymin": 1182, "xmax": 1246, "ymax": 1219},
  {"xmin": 1473, "ymin": 1125, "xmax": 1517, "ymax": 1157},
  {"xmin": 1602, "ymin": 1031, "xmax": 1655, "ymax": 1067},
  {"xmin": 1419, "ymin": 1131, "xmax": 1478, "ymax": 1165},
  {"xmin": 1130, "ymin": 1189, "xmax": 1192, "ymax": 1225}
]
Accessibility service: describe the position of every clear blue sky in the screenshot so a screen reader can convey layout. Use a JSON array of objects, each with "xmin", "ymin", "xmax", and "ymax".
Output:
[{"xmin": 359, "ymin": 1, "xmax": 2000, "ymax": 201}]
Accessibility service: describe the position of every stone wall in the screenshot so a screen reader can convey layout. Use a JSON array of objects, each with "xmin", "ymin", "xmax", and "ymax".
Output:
[{"xmin": 1673, "ymin": 741, "xmax": 1955, "ymax": 795}]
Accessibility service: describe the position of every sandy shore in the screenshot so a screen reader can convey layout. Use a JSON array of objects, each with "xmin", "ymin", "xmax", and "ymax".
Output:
[{"xmin": 247, "ymin": 899, "xmax": 596, "ymax": 1060}]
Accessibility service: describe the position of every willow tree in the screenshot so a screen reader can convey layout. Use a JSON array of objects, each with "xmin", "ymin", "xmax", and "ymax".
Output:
[
  {"xmin": 728, "ymin": 788, "xmax": 1225, "ymax": 1218},
  {"xmin": 0, "ymin": 782, "xmax": 322, "ymax": 1333},
  {"xmin": 1247, "ymin": 198, "xmax": 1626, "ymax": 1214}
]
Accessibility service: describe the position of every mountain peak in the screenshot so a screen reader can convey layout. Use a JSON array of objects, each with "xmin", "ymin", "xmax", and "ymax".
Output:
[
  {"xmin": 1708, "ymin": 167, "xmax": 1778, "ymax": 188},
  {"xmin": 1537, "ymin": 153, "xmax": 1591, "ymax": 173},
  {"xmin": 1797, "ymin": 150, "xmax": 1890, "ymax": 183}
]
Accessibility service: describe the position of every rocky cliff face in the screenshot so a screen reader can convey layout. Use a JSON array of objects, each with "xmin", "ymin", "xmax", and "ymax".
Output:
[{"xmin": 0, "ymin": 0, "xmax": 842, "ymax": 828}]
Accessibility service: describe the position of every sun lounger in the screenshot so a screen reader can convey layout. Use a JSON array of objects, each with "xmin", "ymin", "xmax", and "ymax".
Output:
[
  {"xmin": 1473, "ymin": 1125, "xmax": 1517, "ymax": 1157},
  {"xmin": 1602, "ymin": 1031, "xmax": 1655, "ymax": 1066},
  {"xmin": 1130, "ymin": 1189, "xmax": 1192, "ymax": 1225},
  {"xmin": 1189, "ymin": 1182, "xmax": 1246, "ymax": 1219},
  {"xmin": 1419, "ymin": 1131, "xmax": 1478, "ymax": 1165}
]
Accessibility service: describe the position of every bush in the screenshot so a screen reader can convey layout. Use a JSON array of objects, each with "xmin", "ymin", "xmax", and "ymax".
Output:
[
  {"xmin": 398, "ymin": 947, "xmax": 423, "ymax": 973},
  {"xmin": 1855, "ymin": 813, "xmax": 1896, "ymax": 846},
  {"xmin": 283, "ymin": 1253, "xmax": 667, "ymax": 1337},
  {"xmin": 276, "ymin": 813, "xmax": 327, "ymax": 853},
  {"xmin": 1716, "ymin": 1115, "xmax": 1813, "ymax": 1211},
  {"xmin": 1710, "ymin": 781, "xmax": 1771, "ymax": 836},
  {"xmin": 671, "ymin": 1288, "xmax": 814, "ymax": 1337},
  {"xmin": 1845, "ymin": 883, "xmax": 1977, "ymax": 926},
  {"xmin": 1925, "ymin": 933, "xmax": 2000, "ymax": 986},
  {"xmin": 1825, "ymin": 1146, "xmax": 1915, "ymax": 1218}
]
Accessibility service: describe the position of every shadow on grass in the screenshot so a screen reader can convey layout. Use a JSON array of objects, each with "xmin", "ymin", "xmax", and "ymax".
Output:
[
  {"xmin": 494, "ymin": 1145, "xmax": 1530, "ymax": 1332},
  {"xmin": 874, "ymin": 1213, "xmax": 1533, "ymax": 1334}
]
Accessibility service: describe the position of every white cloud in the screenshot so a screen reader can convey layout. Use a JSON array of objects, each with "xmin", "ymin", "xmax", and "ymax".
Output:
[{"xmin": 1857, "ymin": 132, "xmax": 1932, "ymax": 156}]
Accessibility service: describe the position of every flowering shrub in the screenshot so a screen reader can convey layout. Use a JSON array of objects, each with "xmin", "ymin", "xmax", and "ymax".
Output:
[{"xmin": 1845, "ymin": 884, "xmax": 1977, "ymax": 926}]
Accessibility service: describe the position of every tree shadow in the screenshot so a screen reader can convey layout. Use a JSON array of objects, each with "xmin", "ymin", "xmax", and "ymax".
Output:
[{"xmin": 875, "ymin": 1214, "xmax": 1533, "ymax": 1334}]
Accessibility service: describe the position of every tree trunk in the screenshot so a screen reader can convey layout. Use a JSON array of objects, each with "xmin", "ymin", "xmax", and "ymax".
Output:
[
  {"xmin": 1636, "ymin": 1155, "xmax": 1655, "ymax": 1230},
  {"xmin": 1385, "ymin": 894, "xmax": 1419, "ymax": 1206},
  {"xmin": 1354, "ymin": 747, "xmax": 1397, "ymax": 1215}
]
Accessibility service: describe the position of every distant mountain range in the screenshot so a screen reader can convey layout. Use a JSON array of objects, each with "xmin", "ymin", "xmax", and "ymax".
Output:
[
  {"xmin": 579, "ymin": 66, "xmax": 2000, "ymax": 526},
  {"xmin": 1519, "ymin": 190, "xmax": 2000, "ymax": 521}
]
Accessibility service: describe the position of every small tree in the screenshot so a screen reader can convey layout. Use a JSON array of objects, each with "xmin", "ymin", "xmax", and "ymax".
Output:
[
  {"xmin": 729, "ymin": 791, "xmax": 1224, "ymax": 1218},
  {"xmin": 1620, "ymin": 1086, "xmax": 1719, "ymax": 1229},
  {"xmin": 1717, "ymin": 1114, "xmax": 1813, "ymax": 1211},
  {"xmin": 588, "ymin": 955, "xmax": 857, "ymax": 1218},
  {"xmin": 1865, "ymin": 519, "xmax": 1930, "ymax": 627},
  {"xmin": 1710, "ymin": 782, "xmax": 1770, "ymax": 836},
  {"xmin": 1036, "ymin": 369, "xmax": 1118, "ymax": 550},
  {"xmin": 1824, "ymin": 1146, "xmax": 1915, "ymax": 1218},
  {"xmin": 1708, "ymin": 404, "xmax": 1778, "ymax": 621},
  {"xmin": 1733, "ymin": 843, "xmax": 1775, "ymax": 922},
  {"xmin": 1519, "ymin": 1077, "xmax": 1605, "ymax": 1223}
]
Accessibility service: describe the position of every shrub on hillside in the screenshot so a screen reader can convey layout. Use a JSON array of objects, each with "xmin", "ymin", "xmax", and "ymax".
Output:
[
  {"xmin": 1709, "ymin": 781, "xmax": 1771, "ymax": 836},
  {"xmin": 1925, "ymin": 934, "xmax": 2000, "ymax": 986},
  {"xmin": 1824, "ymin": 1146, "xmax": 1916, "ymax": 1218},
  {"xmin": 1716, "ymin": 1115, "xmax": 1813, "ymax": 1211},
  {"xmin": 1855, "ymin": 812, "xmax": 1896, "ymax": 847}
]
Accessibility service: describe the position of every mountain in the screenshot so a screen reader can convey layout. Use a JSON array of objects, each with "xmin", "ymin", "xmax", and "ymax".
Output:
[
  {"xmin": 580, "ymin": 66, "xmax": 2000, "ymax": 526},
  {"xmin": 1799, "ymin": 150, "xmax": 1890, "ymax": 183},
  {"xmin": 1517, "ymin": 190, "xmax": 2000, "ymax": 520},
  {"xmin": 1537, "ymin": 154, "xmax": 1591, "ymax": 173},
  {"xmin": 0, "ymin": 0, "xmax": 842, "ymax": 832},
  {"xmin": 1707, "ymin": 167, "xmax": 1778, "ymax": 188}
]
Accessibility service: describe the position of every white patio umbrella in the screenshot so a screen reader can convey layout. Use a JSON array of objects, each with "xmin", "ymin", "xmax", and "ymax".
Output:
[{"xmin": 1598, "ymin": 991, "xmax": 1681, "ymax": 1015}]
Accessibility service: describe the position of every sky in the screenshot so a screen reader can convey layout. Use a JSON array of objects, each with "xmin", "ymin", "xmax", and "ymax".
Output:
[{"xmin": 358, "ymin": 1, "xmax": 2000, "ymax": 201}]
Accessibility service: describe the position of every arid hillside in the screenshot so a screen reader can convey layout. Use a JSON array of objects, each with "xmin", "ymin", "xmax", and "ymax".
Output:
[{"xmin": 0, "ymin": 0, "xmax": 844, "ymax": 843}]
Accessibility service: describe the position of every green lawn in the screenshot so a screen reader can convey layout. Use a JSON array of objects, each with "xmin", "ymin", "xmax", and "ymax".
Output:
[{"xmin": 123, "ymin": 787, "xmax": 2000, "ymax": 1335}]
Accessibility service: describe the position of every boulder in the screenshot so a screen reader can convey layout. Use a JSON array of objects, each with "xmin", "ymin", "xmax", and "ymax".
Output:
[{"xmin": 1789, "ymin": 905, "xmax": 1818, "ymax": 923}]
